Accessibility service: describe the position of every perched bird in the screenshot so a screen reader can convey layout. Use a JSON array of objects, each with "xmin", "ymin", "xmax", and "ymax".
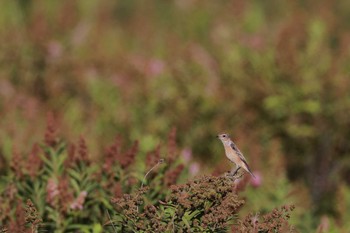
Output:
[{"xmin": 217, "ymin": 133, "xmax": 255, "ymax": 178}]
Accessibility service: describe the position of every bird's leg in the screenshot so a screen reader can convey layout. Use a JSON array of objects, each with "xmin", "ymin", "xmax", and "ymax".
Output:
[{"xmin": 231, "ymin": 166, "xmax": 241, "ymax": 176}]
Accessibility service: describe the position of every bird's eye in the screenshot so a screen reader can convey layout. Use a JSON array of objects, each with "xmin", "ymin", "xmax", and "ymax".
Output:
[{"xmin": 223, "ymin": 135, "xmax": 226, "ymax": 137}]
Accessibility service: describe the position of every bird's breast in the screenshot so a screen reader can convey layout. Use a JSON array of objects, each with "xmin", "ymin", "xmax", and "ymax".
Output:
[{"xmin": 224, "ymin": 146, "xmax": 241, "ymax": 165}]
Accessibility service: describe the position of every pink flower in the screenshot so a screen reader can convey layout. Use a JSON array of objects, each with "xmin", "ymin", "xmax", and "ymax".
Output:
[
  {"xmin": 47, "ymin": 41, "xmax": 62, "ymax": 60},
  {"xmin": 147, "ymin": 59, "xmax": 165, "ymax": 76},
  {"xmin": 70, "ymin": 191, "xmax": 88, "ymax": 210},
  {"xmin": 250, "ymin": 172, "xmax": 262, "ymax": 188},
  {"xmin": 189, "ymin": 162, "xmax": 200, "ymax": 176},
  {"xmin": 46, "ymin": 178, "xmax": 59, "ymax": 205},
  {"xmin": 181, "ymin": 148, "xmax": 192, "ymax": 162}
]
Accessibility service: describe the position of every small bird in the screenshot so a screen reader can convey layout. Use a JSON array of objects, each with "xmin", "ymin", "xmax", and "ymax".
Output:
[{"xmin": 217, "ymin": 133, "xmax": 255, "ymax": 178}]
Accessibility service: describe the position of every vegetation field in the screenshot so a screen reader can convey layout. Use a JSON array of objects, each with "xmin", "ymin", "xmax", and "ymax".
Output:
[{"xmin": 1, "ymin": 0, "xmax": 350, "ymax": 232}]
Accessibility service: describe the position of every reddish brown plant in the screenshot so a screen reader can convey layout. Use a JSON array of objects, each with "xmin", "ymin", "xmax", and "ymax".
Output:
[
  {"xmin": 77, "ymin": 136, "xmax": 90, "ymax": 164},
  {"xmin": 103, "ymin": 136, "xmax": 122, "ymax": 172},
  {"xmin": 26, "ymin": 143, "xmax": 43, "ymax": 178},
  {"xmin": 120, "ymin": 140, "xmax": 139, "ymax": 169},
  {"xmin": 44, "ymin": 112, "xmax": 58, "ymax": 147},
  {"xmin": 167, "ymin": 127, "xmax": 177, "ymax": 163},
  {"xmin": 145, "ymin": 144, "xmax": 161, "ymax": 170},
  {"xmin": 164, "ymin": 164, "xmax": 184, "ymax": 187},
  {"xmin": 10, "ymin": 147, "xmax": 24, "ymax": 180},
  {"xmin": 57, "ymin": 177, "xmax": 74, "ymax": 213}
]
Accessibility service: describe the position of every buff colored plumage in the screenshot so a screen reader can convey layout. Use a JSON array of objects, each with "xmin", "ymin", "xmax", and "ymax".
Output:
[{"xmin": 217, "ymin": 133, "xmax": 255, "ymax": 178}]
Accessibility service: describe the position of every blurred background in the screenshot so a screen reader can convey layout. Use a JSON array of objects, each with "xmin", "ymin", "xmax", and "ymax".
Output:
[{"xmin": 1, "ymin": 0, "xmax": 350, "ymax": 231}]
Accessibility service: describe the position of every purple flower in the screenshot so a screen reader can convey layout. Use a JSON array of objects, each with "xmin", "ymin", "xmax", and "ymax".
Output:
[
  {"xmin": 181, "ymin": 148, "xmax": 192, "ymax": 162},
  {"xmin": 148, "ymin": 59, "xmax": 165, "ymax": 76},
  {"xmin": 250, "ymin": 171, "xmax": 262, "ymax": 188},
  {"xmin": 189, "ymin": 162, "xmax": 200, "ymax": 176}
]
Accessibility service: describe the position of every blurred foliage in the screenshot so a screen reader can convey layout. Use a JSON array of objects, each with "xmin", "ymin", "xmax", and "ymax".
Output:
[{"xmin": 1, "ymin": 0, "xmax": 350, "ymax": 231}]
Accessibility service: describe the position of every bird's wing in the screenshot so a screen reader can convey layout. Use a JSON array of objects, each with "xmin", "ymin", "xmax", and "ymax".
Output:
[
  {"xmin": 230, "ymin": 142, "xmax": 248, "ymax": 163},
  {"xmin": 230, "ymin": 142, "xmax": 255, "ymax": 178}
]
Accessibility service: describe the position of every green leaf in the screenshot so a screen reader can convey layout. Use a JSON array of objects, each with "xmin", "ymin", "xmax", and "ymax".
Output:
[
  {"xmin": 68, "ymin": 169, "xmax": 82, "ymax": 181},
  {"xmin": 188, "ymin": 210, "xmax": 201, "ymax": 219},
  {"xmin": 56, "ymin": 142, "xmax": 67, "ymax": 156},
  {"xmin": 92, "ymin": 224, "xmax": 103, "ymax": 233},
  {"xmin": 182, "ymin": 214, "xmax": 191, "ymax": 229}
]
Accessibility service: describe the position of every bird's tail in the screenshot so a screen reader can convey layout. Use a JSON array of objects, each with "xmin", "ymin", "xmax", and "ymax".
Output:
[
  {"xmin": 244, "ymin": 163, "xmax": 256, "ymax": 179},
  {"xmin": 242, "ymin": 161, "xmax": 256, "ymax": 179},
  {"xmin": 249, "ymin": 170, "xmax": 256, "ymax": 179}
]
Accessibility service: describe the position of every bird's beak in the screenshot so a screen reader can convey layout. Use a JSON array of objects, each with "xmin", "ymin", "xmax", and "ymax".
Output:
[{"xmin": 216, "ymin": 135, "xmax": 219, "ymax": 138}]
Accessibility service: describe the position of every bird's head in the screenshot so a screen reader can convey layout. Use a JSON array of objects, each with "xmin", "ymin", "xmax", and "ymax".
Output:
[{"xmin": 217, "ymin": 133, "xmax": 231, "ymax": 144}]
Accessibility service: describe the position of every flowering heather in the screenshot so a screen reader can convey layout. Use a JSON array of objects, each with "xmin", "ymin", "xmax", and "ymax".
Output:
[
  {"xmin": 57, "ymin": 177, "xmax": 74, "ymax": 213},
  {"xmin": 164, "ymin": 164, "xmax": 185, "ymax": 187},
  {"xmin": 77, "ymin": 136, "xmax": 89, "ymax": 163},
  {"xmin": 0, "ymin": 126, "xmax": 295, "ymax": 231},
  {"xmin": 46, "ymin": 178, "xmax": 59, "ymax": 207},
  {"xmin": 70, "ymin": 191, "xmax": 88, "ymax": 210},
  {"xmin": 11, "ymin": 200, "xmax": 26, "ymax": 233},
  {"xmin": 44, "ymin": 112, "xmax": 58, "ymax": 147},
  {"xmin": 113, "ymin": 175, "xmax": 246, "ymax": 232},
  {"xmin": 103, "ymin": 136, "xmax": 122, "ymax": 172},
  {"xmin": 113, "ymin": 182, "xmax": 123, "ymax": 198},
  {"xmin": 120, "ymin": 140, "xmax": 139, "ymax": 169},
  {"xmin": 10, "ymin": 147, "xmax": 24, "ymax": 179},
  {"xmin": 65, "ymin": 142, "xmax": 76, "ymax": 167},
  {"xmin": 167, "ymin": 127, "xmax": 177, "ymax": 163},
  {"xmin": 26, "ymin": 143, "xmax": 43, "ymax": 178},
  {"xmin": 145, "ymin": 144, "xmax": 161, "ymax": 169},
  {"xmin": 25, "ymin": 199, "xmax": 42, "ymax": 229},
  {"xmin": 236, "ymin": 205, "xmax": 295, "ymax": 233}
]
